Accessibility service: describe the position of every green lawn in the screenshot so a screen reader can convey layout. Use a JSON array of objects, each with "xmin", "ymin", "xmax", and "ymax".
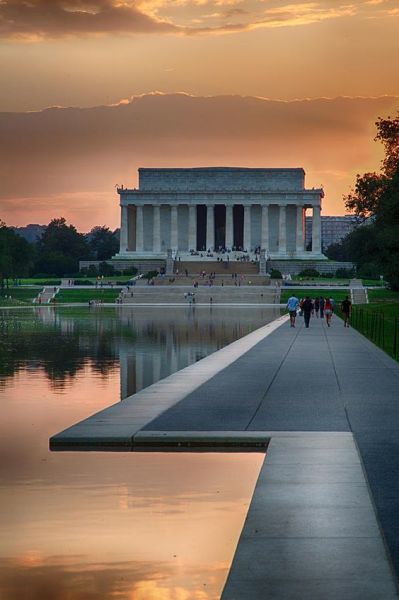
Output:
[
  {"xmin": 367, "ymin": 289, "xmax": 399, "ymax": 303},
  {"xmin": 19, "ymin": 275, "xmax": 133, "ymax": 285},
  {"xmin": 0, "ymin": 287, "xmax": 41, "ymax": 306},
  {"xmin": 56, "ymin": 289, "xmax": 120, "ymax": 303},
  {"xmin": 350, "ymin": 302, "xmax": 399, "ymax": 361},
  {"xmin": 19, "ymin": 278, "xmax": 61, "ymax": 285},
  {"xmin": 291, "ymin": 278, "xmax": 350, "ymax": 285}
]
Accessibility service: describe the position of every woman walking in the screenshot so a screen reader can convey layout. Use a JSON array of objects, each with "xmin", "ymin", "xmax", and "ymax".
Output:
[{"xmin": 324, "ymin": 297, "xmax": 333, "ymax": 327}]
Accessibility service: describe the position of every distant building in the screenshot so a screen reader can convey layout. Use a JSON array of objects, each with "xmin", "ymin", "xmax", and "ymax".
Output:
[{"xmin": 305, "ymin": 216, "xmax": 358, "ymax": 251}]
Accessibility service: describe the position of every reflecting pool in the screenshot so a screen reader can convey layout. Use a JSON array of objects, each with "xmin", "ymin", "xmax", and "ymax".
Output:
[{"xmin": 0, "ymin": 306, "xmax": 276, "ymax": 599}]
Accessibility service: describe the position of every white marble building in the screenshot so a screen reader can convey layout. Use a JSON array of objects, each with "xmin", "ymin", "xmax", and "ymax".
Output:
[{"xmin": 115, "ymin": 167, "xmax": 326, "ymax": 260}]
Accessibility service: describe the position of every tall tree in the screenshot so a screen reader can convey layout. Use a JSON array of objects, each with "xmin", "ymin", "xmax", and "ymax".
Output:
[
  {"xmin": 0, "ymin": 221, "xmax": 33, "ymax": 286},
  {"xmin": 344, "ymin": 113, "xmax": 399, "ymax": 289},
  {"xmin": 87, "ymin": 226, "xmax": 119, "ymax": 261},
  {"xmin": 35, "ymin": 217, "xmax": 90, "ymax": 276}
]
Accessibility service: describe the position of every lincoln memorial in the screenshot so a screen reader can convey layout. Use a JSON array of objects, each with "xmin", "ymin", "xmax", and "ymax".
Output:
[{"xmin": 115, "ymin": 167, "xmax": 326, "ymax": 260}]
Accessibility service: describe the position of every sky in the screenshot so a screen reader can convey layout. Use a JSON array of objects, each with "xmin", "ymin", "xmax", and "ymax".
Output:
[{"xmin": 1, "ymin": 0, "xmax": 399, "ymax": 231}]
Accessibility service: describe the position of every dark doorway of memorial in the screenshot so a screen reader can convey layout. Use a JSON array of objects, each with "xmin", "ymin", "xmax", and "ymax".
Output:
[
  {"xmin": 196, "ymin": 205, "xmax": 206, "ymax": 251},
  {"xmin": 233, "ymin": 205, "xmax": 244, "ymax": 250},
  {"xmin": 214, "ymin": 205, "xmax": 226, "ymax": 250}
]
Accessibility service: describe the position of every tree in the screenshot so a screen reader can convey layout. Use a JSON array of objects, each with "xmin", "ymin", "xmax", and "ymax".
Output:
[
  {"xmin": 35, "ymin": 218, "xmax": 90, "ymax": 276},
  {"xmin": 344, "ymin": 172, "xmax": 388, "ymax": 220},
  {"xmin": 87, "ymin": 226, "xmax": 119, "ymax": 261},
  {"xmin": 343, "ymin": 113, "xmax": 399, "ymax": 289},
  {"xmin": 0, "ymin": 221, "xmax": 33, "ymax": 287}
]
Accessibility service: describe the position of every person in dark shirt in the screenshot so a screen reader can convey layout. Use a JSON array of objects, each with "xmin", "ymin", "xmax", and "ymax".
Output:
[
  {"xmin": 319, "ymin": 296, "xmax": 325, "ymax": 319},
  {"xmin": 302, "ymin": 296, "xmax": 314, "ymax": 328},
  {"xmin": 340, "ymin": 296, "xmax": 352, "ymax": 328},
  {"xmin": 314, "ymin": 297, "xmax": 320, "ymax": 318}
]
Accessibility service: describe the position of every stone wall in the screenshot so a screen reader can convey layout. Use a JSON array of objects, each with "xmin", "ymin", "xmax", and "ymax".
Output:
[
  {"xmin": 269, "ymin": 260, "xmax": 355, "ymax": 275},
  {"xmin": 138, "ymin": 167, "xmax": 305, "ymax": 192}
]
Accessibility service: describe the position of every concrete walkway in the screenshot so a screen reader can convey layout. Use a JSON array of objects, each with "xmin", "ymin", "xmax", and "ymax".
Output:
[
  {"xmin": 51, "ymin": 314, "xmax": 399, "ymax": 596},
  {"xmin": 222, "ymin": 432, "xmax": 398, "ymax": 600}
]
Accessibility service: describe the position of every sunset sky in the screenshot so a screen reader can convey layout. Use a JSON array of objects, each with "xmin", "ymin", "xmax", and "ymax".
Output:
[{"xmin": 1, "ymin": 0, "xmax": 399, "ymax": 230}]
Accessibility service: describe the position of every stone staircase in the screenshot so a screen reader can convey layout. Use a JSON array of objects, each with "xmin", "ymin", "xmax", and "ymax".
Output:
[
  {"xmin": 118, "ymin": 285, "xmax": 279, "ymax": 304},
  {"xmin": 176, "ymin": 261, "xmax": 259, "ymax": 275},
  {"xmin": 153, "ymin": 273, "xmax": 271, "ymax": 286},
  {"xmin": 350, "ymin": 279, "xmax": 368, "ymax": 305},
  {"xmin": 34, "ymin": 287, "xmax": 59, "ymax": 304}
]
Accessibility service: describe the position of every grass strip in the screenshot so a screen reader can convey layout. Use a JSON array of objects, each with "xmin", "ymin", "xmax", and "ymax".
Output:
[
  {"xmin": 348, "ymin": 302, "xmax": 399, "ymax": 362},
  {"xmin": 56, "ymin": 289, "xmax": 120, "ymax": 303},
  {"xmin": 280, "ymin": 289, "xmax": 349, "ymax": 304},
  {"xmin": 0, "ymin": 288, "xmax": 41, "ymax": 306}
]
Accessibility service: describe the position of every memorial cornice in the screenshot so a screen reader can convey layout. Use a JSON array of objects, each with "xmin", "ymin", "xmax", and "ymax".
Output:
[
  {"xmin": 118, "ymin": 189, "xmax": 322, "ymax": 194},
  {"xmin": 118, "ymin": 189, "xmax": 323, "ymax": 207}
]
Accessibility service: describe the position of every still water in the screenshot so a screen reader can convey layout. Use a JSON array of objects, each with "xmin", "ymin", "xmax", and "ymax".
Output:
[{"xmin": 0, "ymin": 306, "xmax": 278, "ymax": 599}]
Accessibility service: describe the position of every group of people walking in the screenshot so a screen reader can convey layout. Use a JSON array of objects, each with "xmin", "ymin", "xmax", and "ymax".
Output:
[{"xmin": 287, "ymin": 294, "xmax": 352, "ymax": 329}]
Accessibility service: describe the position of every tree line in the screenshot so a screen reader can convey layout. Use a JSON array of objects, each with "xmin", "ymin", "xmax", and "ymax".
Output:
[
  {"xmin": 325, "ymin": 113, "xmax": 399, "ymax": 290},
  {"xmin": 0, "ymin": 218, "xmax": 119, "ymax": 283}
]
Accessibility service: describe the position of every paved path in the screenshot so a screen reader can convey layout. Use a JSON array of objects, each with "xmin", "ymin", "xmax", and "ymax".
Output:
[
  {"xmin": 143, "ymin": 313, "xmax": 399, "ymax": 594},
  {"xmin": 222, "ymin": 432, "xmax": 398, "ymax": 600},
  {"xmin": 51, "ymin": 313, "xmax": 399, "ymax": 596}
]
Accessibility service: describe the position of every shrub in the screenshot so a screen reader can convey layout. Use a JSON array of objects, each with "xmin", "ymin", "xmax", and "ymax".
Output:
[
  {"xmin": 298, "ymin": 268, "xmax": 320, "ymax": 278},
  {"xmin": 357, "ymin": 263, "xmax": 381, "ymax": 279},
  {"xmin": 85, "ymin": 265, "xmax": 99, "ymax": 277},
  {"xmin": 32, "ymin": 273, "xmax": 58, "ymax": 279},
  {"xmin": 99, "ymin": 261, "xmax": 115, "ymax": 276},
  {"xmin": 270, "ymin": 269, "xmax": 282, "ymax": 279},
  {"xmin": 63, "ymin": 272, "xmax": 84, "ymax": 278},
  {"xmin": 144, "ymin": 270, "xmax": 159, "ymax": 280},
  {"xmin": 335, "ymin": 267, "xmax": 355, "ymax": 278}
]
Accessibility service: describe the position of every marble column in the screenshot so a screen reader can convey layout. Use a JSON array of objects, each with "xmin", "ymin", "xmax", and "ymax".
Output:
[
  {"xmin": 225, "ymin": 204, "xmax": 233, "ymax": 250},
  {"xmin": 261, "ymin": 204, "xmax": 269, "ymax": 252},
  {"xmin": 296, "ymin": 205, "xmax": 304, "ymax": 254},
  {"xmin": 206, "ymin": 204, "xmax": 214, "ymax": 251},
  {"xmin": 188, "ymin": 204, "xmax": 197, "ymax": 251},
  {"xmin": 120, "ymin": 205, "xmax": 128, "ymax": 253},
  {"xmin": 171, "ymin": 204, "xmax": 178, "ymax": 251},
  {"xmin": 312, "ymin": 204, "xmax": 322, "ymax": 254},
  {"xmin": 243, "ymin": 205, "xmax": 251, "ymax": 251},
  {"xmin": 279, "ymin": 204, "xmax": 287, "ymax": 255},
  {"xmin": 153, "ymin": 204, "xmax": 161, "ymax": 253},
  {"xmin": 136, "ymin": 205, "xmax": 144, "ymax": 252}
]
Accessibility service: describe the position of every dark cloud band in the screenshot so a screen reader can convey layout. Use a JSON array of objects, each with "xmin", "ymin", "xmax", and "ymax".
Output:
[{"xmin": 0, "ymin": 0, "xmax": 179, "ymax": 40}]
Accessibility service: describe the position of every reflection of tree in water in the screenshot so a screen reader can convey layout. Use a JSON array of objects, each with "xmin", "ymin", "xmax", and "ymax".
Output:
[
  {"xmin": 0, "ymin": 311, "xmax": 134, "ymax": 388},
  {"xmin": 0, "ymin": 306, "xmax": 280, "ymax": 390}
]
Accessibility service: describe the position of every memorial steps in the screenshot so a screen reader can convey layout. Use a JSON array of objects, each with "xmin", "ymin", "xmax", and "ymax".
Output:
[
  {"xmin": 118, "ymin": 285, "xmax": 280, "ymax": 305},
  {"xmin": 175, "ymin": 260, "xmax": 259, "ymax": 275}
]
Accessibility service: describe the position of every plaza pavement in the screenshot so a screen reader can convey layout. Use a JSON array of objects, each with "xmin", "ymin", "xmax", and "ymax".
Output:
[{"xmin": 51, "ymin": 313, "xmax": 399, "ymax": 598}]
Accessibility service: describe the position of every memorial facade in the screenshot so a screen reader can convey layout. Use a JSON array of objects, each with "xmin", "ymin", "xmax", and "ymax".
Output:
[{"xmin": 115, "ymin": 167, "xmax": 326, "ymax": 260}]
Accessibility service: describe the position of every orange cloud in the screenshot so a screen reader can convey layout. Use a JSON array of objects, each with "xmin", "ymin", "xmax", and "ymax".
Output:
[
  {"xmin": 1, "ymin": 0, "xmax": 398, "ymax": 40},
  {"xmin": 1, "ymin": 93, "xmax": 397, "ymax": 230},
  {"xmin": 0, "ymin": 0, "xmax": 179, "ymax": 41}
]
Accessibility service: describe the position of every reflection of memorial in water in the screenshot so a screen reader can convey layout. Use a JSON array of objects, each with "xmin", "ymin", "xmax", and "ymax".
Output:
[{"xmin": 117, "ymin": 306, "xmax": 280, "ymax": 398}]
